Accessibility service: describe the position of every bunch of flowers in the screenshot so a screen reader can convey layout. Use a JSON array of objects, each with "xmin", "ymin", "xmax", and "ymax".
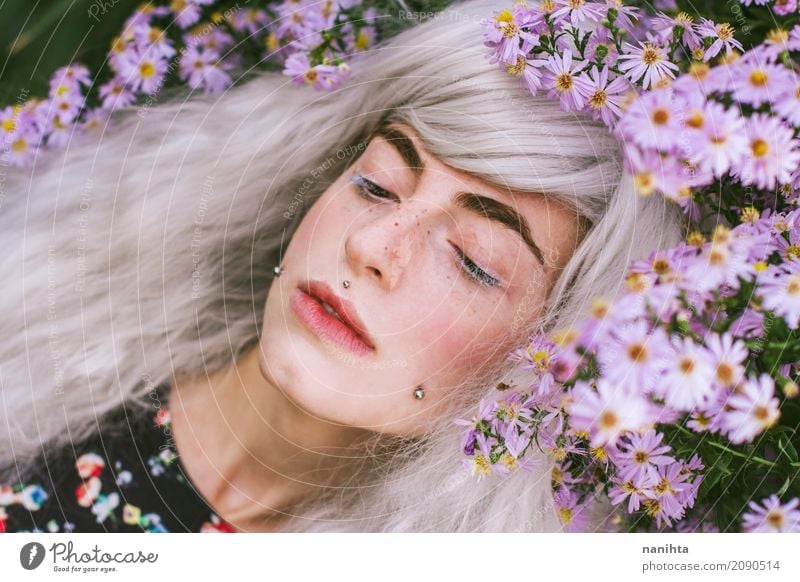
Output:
[
  {"xmin": 455, "ymin": 0, "xmax": 800, "ymax": 533},
  {"xmin": 0, "ymin": 0, "xmax": 382, "ymax": 167}
]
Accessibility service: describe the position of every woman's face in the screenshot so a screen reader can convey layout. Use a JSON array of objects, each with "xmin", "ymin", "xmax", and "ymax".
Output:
[{"xmin": 258, "ymin": 122, "xmax": 581, "ymax": 437}]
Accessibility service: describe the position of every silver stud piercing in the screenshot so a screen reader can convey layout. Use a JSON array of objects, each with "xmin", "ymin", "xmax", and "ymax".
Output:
[
  {"xmin": 413, "ymin": 385, "xmax": 425, "ymax": 400},
  {"xmin": 342, "ymin": 280, "xmax": 350, "ymax": 288},
  {"xmin": 273, "ymin": 265, "xmax": 283, "ymax": 277}
]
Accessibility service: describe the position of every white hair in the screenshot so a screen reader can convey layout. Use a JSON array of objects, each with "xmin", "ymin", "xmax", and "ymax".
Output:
[{"xmin": 0, "ymin": 0, "xmax": 684, "ymax": 531}]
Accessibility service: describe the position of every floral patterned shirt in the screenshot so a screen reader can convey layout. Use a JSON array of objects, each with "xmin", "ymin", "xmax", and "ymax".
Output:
[{"xmin": 0, "ymin": 382, "xmax": 236, "ymax": 533}]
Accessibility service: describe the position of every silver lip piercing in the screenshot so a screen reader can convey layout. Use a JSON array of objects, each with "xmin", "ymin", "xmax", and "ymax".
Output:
[
  {"xmin": 413, "ymin": 386, "xmax": 425, "ymax": 400},
  {"xmin": 342, "ymin": 280, "xmax": 350, "ymax": 288}
]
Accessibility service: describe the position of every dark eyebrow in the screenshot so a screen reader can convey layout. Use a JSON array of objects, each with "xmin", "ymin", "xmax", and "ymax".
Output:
[
  {"xmin": 372, "ymin": 124, "xmax": 425, "ymax": 179},
  {"xmin": 373, "ymin": 123, "xmax": 545, "ymax": 266},
  {"xmin": 454, "ymin": 191, "xmax": 545, "ymax": 266}
]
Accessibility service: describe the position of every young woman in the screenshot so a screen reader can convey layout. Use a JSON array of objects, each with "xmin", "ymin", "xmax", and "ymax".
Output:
[{"xmin": 0, "ymin": 0, "xmax": 684, "ymax": 532}]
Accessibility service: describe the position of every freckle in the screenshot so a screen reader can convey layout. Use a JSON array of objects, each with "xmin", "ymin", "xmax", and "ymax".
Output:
[{"xmin": 394, "ymin": 222, "xmax": 399, "ymax": 226}]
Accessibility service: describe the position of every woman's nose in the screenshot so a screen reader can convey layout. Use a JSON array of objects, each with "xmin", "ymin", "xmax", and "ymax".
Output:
[{"xmin": 344, "ymin": 203, "xmax": 425, "ymax": 291}]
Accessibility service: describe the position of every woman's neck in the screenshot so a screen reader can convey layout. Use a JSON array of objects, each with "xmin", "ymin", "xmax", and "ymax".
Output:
[{"xmin": 167, "ymin": 345, "xmax": 371, "ymax": 531}]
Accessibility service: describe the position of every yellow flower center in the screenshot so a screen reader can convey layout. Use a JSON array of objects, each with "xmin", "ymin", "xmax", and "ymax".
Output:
[
  {"xmin": 11, "ymin": 137, "xmax": 28, "ymax": 152},
  {"xmin": 766, "ymin": 510, "xmax": 784, "ymax": 529},
  {"xmin": 717, "ymin": 363, "xmax": 734, "ymax": 384},
  {"xmin": 556, "ymin": 73, "xmax": 574, "ymax": 92},
  {"xmin": 750, "ymin": 69, "xmax": 768, "ymax": 87},
  {"xmin": 652, "ymin": 108, "xmax": 670, "ymax": 125},
  {"xmin": 642, "ymin": 43, "xmax": 660, "ymax": 65},
  {"xmin": 717, "ymin": 23, "xmax": 734, "ymax": 41},
  {"xmin": 751, "ymin": 138, "xmax": 769, "ymax": 158},
  {"xmin": 634, "ymin": 171, "xmax": 655, "ymax": 196},
  {"xmin": 599, "ymin": 410, "xmax": 619, "ymax": 429},
  {"xmin": 139, "ymin": 62, "xmax": 156, "ymax": 78},
  {"xmin": 589, "ymin": 89, "xmax": 608, "ymax": 109},
  {"xmin": 740, "ymin": 206, "xmax": 760, "ymax": 223},
  {"xmin": 686, "ymin": 111, "xmax": 704, "ymax": 128}
]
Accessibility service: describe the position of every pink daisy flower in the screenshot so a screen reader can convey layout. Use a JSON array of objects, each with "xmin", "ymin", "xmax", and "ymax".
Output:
[
  {"xmin": 696, "ymin": 18, "xmax": 744, "ymax": 61},
  {"xmin": 757, "ymin": 263, "xmax": 800, "ymax": 328},
  {"xmin": 704, "ymin": 332, "xmax": 747, "ymax": 388},
  {"xmin": 539, "ymin": 49, "xmax": 593, "ymax": 111},
  {"xmin": 482, "ymin": 6, "xmax": 542, "ymax": 66},
  {"xmin": 567, "ymin": 378, "xmax": 653, "ymax": 447},
  {"xmin": 735, "ymin": 113, "xmax": 800, "ymax": 191},
  {"xmin": 584, "ymin": 65, "xmax": 632, "ymax": 127},
  {"xmin": 719, "ymin": 373, "xmax": 781, "ymax": 444},
  {"xmin": 551, "ymin": 0, "xmax": 608, "ymax": 27},
  {"xmin": 731, "ymin": 60, "xmax": 794, "ymax": 107},
  {"xmin": 686, "ymin": 101, "xmax": 748, "ymax": 179},
  {"xmin": 617, "ymin": 40, "xmax": 679, "ymax": 90},
  {"xmin": 617, "ymin": 87, "xmax": 684, "ymax": 151},
  {"xmin": 178, "ymin": 46, "xmax": 233, "ymax": 94},
  {"xmin": 612, "ymin": 430, "xmax": 674, "ymax": 483},
  {"xmin": 657, "ymin": 336, "xmax": 717, "ymax": 411},
  {"xmin": 742, "ymin": 495, "xmax": 800, "ymax": 532}
]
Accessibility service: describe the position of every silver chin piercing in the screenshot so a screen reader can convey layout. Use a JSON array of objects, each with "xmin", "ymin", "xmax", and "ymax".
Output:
[
  {"xmin": 273, "ymin": 265, "xmax": 283, "ymax": 277},
  {"xmin": 413, "ymin": 385, "xmax": 425, "ymax": 400},
  {"xmin": 342, "ymin": 280, "xmax": 350, "ymax": 288}
]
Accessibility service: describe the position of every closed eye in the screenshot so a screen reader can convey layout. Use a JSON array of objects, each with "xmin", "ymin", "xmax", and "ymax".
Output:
[
  {"xmin": 349, "ymin": 172, "xmax": 502, "ymax": 290},
  {"xmin": 349, "ymin": 173, "xmax": 399, "ymax": 202}
]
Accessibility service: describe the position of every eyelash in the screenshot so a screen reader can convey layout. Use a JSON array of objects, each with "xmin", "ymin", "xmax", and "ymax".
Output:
[{"xmin": 348, "ymin": 172, "xmax": 502, "ymax": 289}]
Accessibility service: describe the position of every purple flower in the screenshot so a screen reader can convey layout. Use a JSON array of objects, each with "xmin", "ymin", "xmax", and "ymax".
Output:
[
  {"xmin": 732, "ymin": 58, "xmax": 794, "ymax": 108},
  {"xmin": 585, "ymin": 27, "xmax": 619, "ymax": 64},
  {"xmin": 115, "ymin": 47, "xmax": 168, "ymax": 95},
  {"xmin": 686, "ymin": 100, "xmax": 748, "ymax": 179},
  {"xmin": 539, "ymin": 49, "xmax": 593, "ymax": 111},
  {"xmin": 617, "ymin": 41, "xmax": 679, "ymax": 90},
  {"xmin": 228, "ymin": 8, "xmax": 270, "ymax": 37},
  {"xmin": 742, "ymin": 495, "xmax": 800, "ymax": 532},
  {"xmin": 757, "ymin": 262, "xmax": 800, "ymax": 329},
  {"xmin": 584, "ymin": 65, "xmax": 631, "ymax": 127},
  {"xmin": 704, "ymin": 332, "xmax": 747, "ymax": 388},
  {"xmin": 657, "ymin": 336, "xmax": 717, "ymax": 411},
  {"xmin": 567, "ymin": 378, "xmax": 653, "ymax": 447},
  {"xmin": 179, "ymin": 46, "xmax": 233, "ymax": 94},
  {"xmin": 49, "ymin": 64, "xmax": 92, "ymax": 92},
  {"xmin": 133, "ymin": 24, "xmax": 176, "ymax": 60},
  {"xmin": 597, "ymin": 320, "xmax": 671, "ymax": 394},
  {"xmin": 651, "ymin": 11, "xmax": 702, "ymax": 51},
  {"xmin": 98, "ymin": 78, "xmax": 136, "ymax": 110},
  {"xmin": 609, "ymin": 471, "xmax": 658, "ymax": 513},
  {"xmin": 622, "ymin": 145, "xmax": 694, "ymax": 203},
  {"xmin": 553, "ymin": 486, "xmax": 591, "ymax": 532},
  {"xmin": 170, "ymin": 0, "xmax": 204, "ymax": 29},
  {"xmin": 481, "ymin": 6, "xmax": 541, "ymax": 66},
  {"xmin": 773, "ymin": 79, "xmax": 800, "ymax": 127},
  {"xmin": 696, "ymin": 19, "xmax": 743, "ymax": 61},
  {"xmin": 642, "ymin": 461, "xmax": 692, "ymax": 528},
  {"xmin": 613, "ymin": 430, "xmax": 674, "ymax": 483},
  {"xmin": 734, "ymin": 113, "xmax": 800, "ymax": 192},
  {"xmin": 719, "ymin": 373, "xmax": 781, "ymax": 444},
  {"xmin": 552, "ymin": 0, "xmax": 608, "ymax": 27},
  {"xmin": 617, "ymin": 87, "xmax": 685, "ymax": 151}
]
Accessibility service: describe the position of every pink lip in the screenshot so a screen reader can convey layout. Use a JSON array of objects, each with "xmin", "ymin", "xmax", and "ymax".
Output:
[{"xmin": 290, "ymin": 279, "xmax": 376, "ymax": 357}]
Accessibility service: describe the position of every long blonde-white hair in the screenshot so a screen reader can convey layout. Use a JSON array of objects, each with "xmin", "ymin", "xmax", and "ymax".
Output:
[{"xmin": 0, "ymin": 0, "xmax": 684, "ymax": 531}]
